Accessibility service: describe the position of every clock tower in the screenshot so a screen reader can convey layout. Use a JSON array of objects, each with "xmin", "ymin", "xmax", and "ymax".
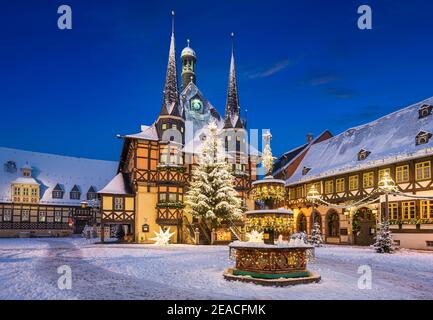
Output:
[{"xmin": 181, "ymin": 39, "xmax": 197, "ymax": 91}]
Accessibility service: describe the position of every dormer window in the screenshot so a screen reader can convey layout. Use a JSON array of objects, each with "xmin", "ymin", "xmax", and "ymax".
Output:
[
  {"xmin": 21, "ymin": 163, "xmax": 32, "ymax": 177},
  {"xmin": 416, "ymin": 131, "xmax": 432, "ymax": 146},
  {"xmin": 87, "ymin": 186, "xmax": 97, "ymax": 200},
  {"xmin": 302, "ymin": 166, "xmax": 311, "ymax": 176},
  {"xmin": 358, "ymin": 149, "xmax": 371, "ymax": 161},
  {"xmin": 418, "ymin": 104, "xmax": 433, "ymax": 119},
  {"xmin": 52, "ymin": 184, "xmax": 64, "ymax": 199},
  {"xmin": 70, "ymin": 185, "xmax": 81, "ymax": 200}
]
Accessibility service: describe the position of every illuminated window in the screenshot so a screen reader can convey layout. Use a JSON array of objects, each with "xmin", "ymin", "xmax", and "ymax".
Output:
[
  {"xmin": 363, "ymin": 172, "xmax": 374, "ymax": 188},
  {"xmin": 324, "ymin": 181, "xmax": 334, "ymax": 195},
  {"xmin": 336, "ymin": 178, "xmax": 345, "ymax": 193},
  {"xmin": 14, "ymin": 187, "xmax": 20, "ymax": 196},
  {"xmin": 54, "ymin": 211, "xmax": 62, "ymax": 222},
  {"xmin": 415, "ymin": 161, "xmax": 431, "ymax": 180},
  {"xmin": 348, "ymin": 175, "xmax": 359, "ymax": 191},
  {"xmin": 396, "ymin": 165, "xmax": 409, "ymax": 183},
  {"xmin": 162, "ymin": 124, "xmax": 167, "ymax": 130},
  {"xmin": 168, "ymin": 193, "xmax": 177, "ymax": 202},
  {"xmin": 159, "ymin": 193, "xmax": 167, "ymax": 202},
  {"xmin": 402, "ymin": 201, "xmax": 416, "ymax": 220},
  {"xmin": 39, "ymin": 211, "xmax": 46, "ymax": 222},
  {"xmin": 3, "ymin": 209, "xmax": 11, "ymax": 222},
  {"xmin": 114, "ymin": 198, "xmax": 124, "ymax": 210},
  {"xmin": 295, "ymin": 186, "xmax": 303, "ymax": 199},
  {"xmin": 289, "ymin": 188, "xmax": 296, "ymax": 200},
  {"xmin": 378, "ymin": 168, "xmax": 391, "ymax": 182},
  {"xmin": 420, "ymin": 201, "xmax": 433, "ymax": 220},
  {"xmin": 31, "ymin": 188, "xmax": 38, "ymax": 197},
  {"xmin": 22, "ymin": 210, "xmax": 30, "ymax": 221},
  {"xmin": 23, "ymin": 188, "xmax": 29, "ymax": 196},
  {"xmin": 388, "ymin": 203, "xmax": 399, "ymax": 220}
]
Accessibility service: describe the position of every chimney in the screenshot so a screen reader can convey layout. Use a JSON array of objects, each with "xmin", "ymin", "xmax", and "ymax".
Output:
[{"xmin": 307, "ymin": 133, "xmax": 314, "ymax": 143}]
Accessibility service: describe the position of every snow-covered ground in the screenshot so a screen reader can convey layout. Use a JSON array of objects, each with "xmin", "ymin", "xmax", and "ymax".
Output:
[{"xmin": 0, "ymin": 237, "xmax": 432, "ymax": 300}]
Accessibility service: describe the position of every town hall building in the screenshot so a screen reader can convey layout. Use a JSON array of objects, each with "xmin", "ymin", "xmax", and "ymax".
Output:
[{"xmin": 97, "ymin": 15, "xmax": 258, "ymax": 244}]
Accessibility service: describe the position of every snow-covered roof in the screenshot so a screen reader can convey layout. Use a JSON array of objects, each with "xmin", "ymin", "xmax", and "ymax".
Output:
[
  {"xmin": 286, "ymin": 97, "xmax": 433, "ymax": 186},
  {"xmin": 273, "ymin": 130, "xmax": 332, "ymax": 176},
  {"xmin": 123, "ymin": 125, "xmax": 159, "ymax": 141},
  {"xmin": 0, "ymin": 147, "xmax": 118, "ymax": 205},
  {"xmin": 98, "ymin": 172, "xmax": 133, "ymax": 195},
  {"xmin": 11, "ymin": 176, "xmax": 39, "ymax": 185}
]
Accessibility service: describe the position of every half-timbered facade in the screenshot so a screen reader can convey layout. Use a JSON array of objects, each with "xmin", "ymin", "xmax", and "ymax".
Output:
[
  {"xmin": 277, "ymin": 97, "xmax": 433, "ymax": 250},
  {"xmin": 0, "ymin": 147, "xmax": 117, "ymax": 237},
  {"xmin": 99, "ymin": 17, "xmax": 258, "ymax": 244}
]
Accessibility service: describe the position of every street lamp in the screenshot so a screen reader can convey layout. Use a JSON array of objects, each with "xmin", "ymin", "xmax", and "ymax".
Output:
[
  {"xmin": 378, "ymin": 172, "xmax": 398, "ymax": 223},
  {"xmin": 307, "ymin": 184, "xmax": 321, "ymax": 233}
]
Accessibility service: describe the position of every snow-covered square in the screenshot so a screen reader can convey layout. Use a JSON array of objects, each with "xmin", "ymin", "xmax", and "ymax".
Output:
[{"xmin": 0, "ymin": 237, "xmax": 432, "ymax": 300}]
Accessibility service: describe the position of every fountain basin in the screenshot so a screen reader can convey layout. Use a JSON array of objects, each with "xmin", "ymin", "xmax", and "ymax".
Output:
[{"xmin": 224, "ymin": 241, "xmax": 321, "ymax": 286}]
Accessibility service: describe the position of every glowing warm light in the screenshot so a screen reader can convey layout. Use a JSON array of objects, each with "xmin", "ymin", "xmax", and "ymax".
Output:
[{"xmin": 150, "ymin": 227, "xmax": 175, "ymax": 246}]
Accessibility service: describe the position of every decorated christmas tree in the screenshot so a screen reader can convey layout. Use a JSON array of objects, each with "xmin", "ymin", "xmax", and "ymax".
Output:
[
  {"xmin": 373, "ymin": 221, "xmax": 395, "ymax": 253},
  {"xmin": 310, "ymin": 222, "xmax": 323, "ymax": 247},
  {"xmin": 185, "ymin": 121, "xmax": 242, "ymax": 226}
]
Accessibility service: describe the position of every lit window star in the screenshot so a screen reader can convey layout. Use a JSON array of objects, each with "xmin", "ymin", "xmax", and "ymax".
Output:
[{"xmin": 150, "ymin": 227, "xmax": 175, "ymax": 246}]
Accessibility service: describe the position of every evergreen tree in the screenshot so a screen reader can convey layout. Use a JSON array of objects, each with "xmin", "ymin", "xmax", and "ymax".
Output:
[
  {"xmin": 373, "ymin": 222, "xmax": 395, "ymax": 253},
  {"xmin": 185, "ymin": 121, "xmax": 242, "ymax": 226},
  {"xmin": 310, "ymin": 222, "xmax": 323, "ymax": 247}
]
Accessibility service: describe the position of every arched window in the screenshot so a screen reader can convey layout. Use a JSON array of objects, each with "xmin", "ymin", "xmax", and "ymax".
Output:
[
  {"xmin": 297, "ymin": 213, "xmax": 307, "ymax": 233},
  {"xmin": 327, "ymin": 211, "xmax": 340, "ymax": 237}
]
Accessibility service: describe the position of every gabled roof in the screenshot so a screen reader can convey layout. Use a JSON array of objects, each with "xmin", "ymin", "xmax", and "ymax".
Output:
[
  {"xmin": 0, "ymin": 147, "xmax": 117, "ymax": 205},
  {"xmin": 53, "ymin": 183, "xmax": 64, "ymax": 192},
  {"xmin": 70, "ymin": 185, "xmax": 80, "ymax": 192},
  {"xmin": 286, "ymin": 97, "xmax": 433, "ymax": 186},
  {"xmin": 98, "ymin": 172, "xmax": 134, "ymax": 195},
  {"xmin": 123, "ymin": 125, "xmax": 159, "ymax": 141},
  {"xmin": 87, "ymin": 186, "xmax": 97, "ymax": 193},
  {"xmin": 273, "ymin": 130, "xmax": 333, "ymax": 176}
]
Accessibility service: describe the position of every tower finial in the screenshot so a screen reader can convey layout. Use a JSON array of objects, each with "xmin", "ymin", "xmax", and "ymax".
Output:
[
  {"xmin": 187, "ymin": 39, "xmax": 190, "ymax": 47},
  {"xmin": 230, "ymin": 32, "xmax": 235, "ymax": 53},
  {"xmin": 171, "ymin": 10, "xmax": 175, "ymax": 35}
]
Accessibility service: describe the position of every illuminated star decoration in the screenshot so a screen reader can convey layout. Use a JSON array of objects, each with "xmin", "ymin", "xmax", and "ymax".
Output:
[
  {"xmin": 150, "ymin": 227, "xmax": 175, "ymax": 246},
  {"xmin": 247, "ymin": 230, "xmax": 264, "ymax": 243}
]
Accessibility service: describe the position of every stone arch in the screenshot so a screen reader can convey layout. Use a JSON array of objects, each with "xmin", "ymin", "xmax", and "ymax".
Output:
[{"xmin": 326, "ymin": 209, "xmax": 340, "ymax": 237}]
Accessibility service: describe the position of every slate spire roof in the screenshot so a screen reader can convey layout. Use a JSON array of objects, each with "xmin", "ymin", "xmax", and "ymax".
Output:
[
  {"xmin": 224, "ymin": 33, "xmax": 244, "ymax": 129},
  {"xmin": 159, "ymin": 11, "xmax": 181, "ymax": 117}
]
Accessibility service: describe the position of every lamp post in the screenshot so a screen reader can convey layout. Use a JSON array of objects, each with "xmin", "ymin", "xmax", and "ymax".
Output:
[
  {"xmin": 307, "ymin": 184, "xmax": 321, "ymax": 234},
  {"xmin": 378, "ymin": 172, "xmax": 398, "ymax": 224}
]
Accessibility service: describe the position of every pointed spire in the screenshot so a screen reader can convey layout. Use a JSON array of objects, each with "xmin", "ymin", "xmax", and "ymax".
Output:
[
  {"xmin": 160, "ymin": 11, "xmax": 180, "ymax": 117},
  {"xmin": 224, "ymin": 32, "xmax": 243, "ymax": 129}
]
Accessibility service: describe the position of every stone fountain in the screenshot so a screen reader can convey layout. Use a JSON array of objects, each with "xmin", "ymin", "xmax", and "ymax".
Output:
[{"xmin": 224, "ymin": 132, "xmax": 321, "ymax": 286}]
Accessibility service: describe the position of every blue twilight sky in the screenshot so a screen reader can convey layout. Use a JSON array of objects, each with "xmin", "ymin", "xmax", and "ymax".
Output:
[{"xmin": 0, "ymin": 0, "xmax": 432, "ymax": 161}]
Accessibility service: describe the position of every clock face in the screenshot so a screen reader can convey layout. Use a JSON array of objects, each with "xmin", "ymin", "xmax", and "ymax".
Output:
[{"xmin": 190, "ymin": 99, "xmax": 203, "ymax": 112}]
